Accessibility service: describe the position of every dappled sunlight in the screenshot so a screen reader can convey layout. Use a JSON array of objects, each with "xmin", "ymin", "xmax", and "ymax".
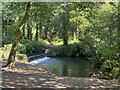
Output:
[
  {"xmin": 2, "ymin": 61, "xmax": 69, "ymax": 88},
  {"xmin": 2, "ymin": 60, "xmax": 120, "ymax": 89},
  {"xmin": 52, "ymin": 39, "xmax": 79, "ymax": 45},
  {"xmin": 1, "ymin": 1, "xmax": 120, "ymax": 89},
  {"xmin": 56, "ymin": 77, "xmax": 119, "ymax": 88}
]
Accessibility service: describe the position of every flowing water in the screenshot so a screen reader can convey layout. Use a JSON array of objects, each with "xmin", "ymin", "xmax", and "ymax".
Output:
[{"xmin": 30, "ymin": 56, "xmax": 93, "ymax": 77}]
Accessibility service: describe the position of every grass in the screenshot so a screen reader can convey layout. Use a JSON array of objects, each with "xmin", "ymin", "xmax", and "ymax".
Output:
[{"xmin": 52, "ymin": 39, "xmax": 79, "ymax": 45}]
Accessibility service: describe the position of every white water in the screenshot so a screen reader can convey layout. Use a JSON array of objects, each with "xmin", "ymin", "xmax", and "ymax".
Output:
[{"xmin": 30, "ymin": 56, "xmax": 51, "ymax": 64}]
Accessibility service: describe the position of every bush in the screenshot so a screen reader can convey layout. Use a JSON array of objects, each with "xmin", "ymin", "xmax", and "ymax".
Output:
[
  {"xmin": 16, "ymin": 54, "xmax": 28, "ymax": 61},
  {"xmin": 48, "ymin": 43, "xmax": 92, "ymax": 57},
  {"xmin": 19, "ymin": 40, "xmax": 47, "ymax": 55},
  {"xmin": 2, "ymin": 37, "xmax": 13, "ymax": 46},
  {"xmin": 17, "ymin": 43, "xmax": 26, "ymax": 54},
  {"xmin": 101, "ymin": 59, "xmax": 120, "ymax": 79},
  {"xmin": 93, "ymin": 51, "xmax": 120, "ymax": 79}
]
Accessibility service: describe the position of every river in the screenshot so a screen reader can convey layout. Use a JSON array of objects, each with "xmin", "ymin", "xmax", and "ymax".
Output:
[{"xmin": 29, "ymin": 56, "xmax": 93, "ymax": 77}]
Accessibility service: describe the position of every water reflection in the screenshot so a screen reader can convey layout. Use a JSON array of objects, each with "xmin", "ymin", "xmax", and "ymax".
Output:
[{"xmin": 30, "ymin": 57, "xmax": 92, "ymax": 77}]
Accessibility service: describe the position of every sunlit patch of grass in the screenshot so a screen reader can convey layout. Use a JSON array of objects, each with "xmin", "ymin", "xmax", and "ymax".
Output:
[
  {"xmin": 41, "ymin": 40, "xmax": 50, "ymax": 44},
  {"xmin": 52, "ymin": 41, "xmax": 63, "ymax": 45},
  {"xmin": 51, "ymin": 39, "xmax": 79, "ymax": 45},
  {"xmin": 1, "ymin": 44, "xmax": 12, "ymax": 60},
  {"xmin": 2, "ymin": 44, "xmax": 12, "ymax": 51},
  {"xmin": 51, "ymin": 39, "xmax": 63, "ymax": 45},
  {"xmin": 68, "ymin": 39, "xmax": 79, "ymax": 44}
]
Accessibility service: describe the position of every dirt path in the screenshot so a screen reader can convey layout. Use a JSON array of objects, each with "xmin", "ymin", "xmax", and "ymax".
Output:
[{"xmin": 1, "ymin": 61, "xmax": 120, "ymax": 89}]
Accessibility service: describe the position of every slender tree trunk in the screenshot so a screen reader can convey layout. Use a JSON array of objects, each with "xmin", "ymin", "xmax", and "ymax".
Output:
[
  {"xmin": 47, "ymin": 29, "xmax": 52, "ymax": 43},
  {"xmin": 35, "ymin": 22, "xmax": 39, "ymax": 41},
  {"xmin": 39, "ymin": 22, "xmax": 42, "ymax": 39},
  {"xmin": 62, "ymin": 3, "xmax": 69, "ymax": 46},
  {"xmin": 29, "ymin": 21, "xmax": 33, "ymax": 40},
  {"xmin": 27, "ymin": 23, "xmax": 30, "ymax": 40},
  {"xmin": 118, "ymin": 1, "xmax": 120, "ymax": 55},
  {"xmin": 3, "ymin": 2, "xmax": 31, "ymax": 68},
  {"xmin": 44, "ymin": 26, "xmax": 48, "ymax": 39},
  {"xmin": 4, "ymin": 20, "xmax": 8, "ymax": 36},
  {"xmin": 63, "ymin": 30, "xmax": 68, "ymax": 46},
  {"xmin": 2, "ymin": 16, "xmax": 5, "ymax": 37},
  {"xmin": 27, "ymin": 24, "xmax": 32, "ymax": 40},
  {"xmin": 70, "ymin": 29, "xmax": 75, "ymax": 40},
  {"xmin": 22, "ymin": 24, "xmax": 25, "ymax": 39}
]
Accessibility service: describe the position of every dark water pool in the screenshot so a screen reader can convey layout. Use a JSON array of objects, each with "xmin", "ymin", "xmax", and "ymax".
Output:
[{"xmin": 30, "ymin": 56, "xmax": 93, "ymax": 77}]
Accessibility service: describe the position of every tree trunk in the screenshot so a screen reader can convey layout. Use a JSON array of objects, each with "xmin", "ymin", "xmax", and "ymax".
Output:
[
  {"xmin": 44, "ymin": 26, "xmax": 48, "ymax": 39},
  {"xmin": 118, "ymin": 1, "xmax": 120, "ymax": 55},
  {"xmin": 27, "ymin": 22, "xmax": 32, "ymax": 40},
  {"xmin": 4, "ymin": 38, "xmax": 19, "ymax": 68},
  {"xmin": 70, "ymin": 30, "xmax": 74, "ymax": 40},
  {"xmin": 22, "ymin": 24, "xmax": 25, "ymax": 39},
  {"xmin": 35, "ymin": 22, "xmax": 39, "ymax": 41},
  {"xmin": 62, "ymin": 3, "xmax": 69, "ymax": 46},
  {"xmin": 39, "ymin": 22, "xmax": 42, "ymax": 39},
  {"xmin": 2, "ymin": 16, "xmax": 5, "ymax": 37},
  {"xmin": 3, "ymin": 19, "xmax": 8, "ymax": 37},
  {"xmin": 27, "ymin": 23, "xmax": 30, "ymax": 40},
  {"xmin": 63, "ymin": 31, "xmax": 68, "ymax": 46},
  {"xmin": 3, "ymin": 2, "xmax": 31, "ymax": 68},
  {"xmin": 63, "ymin": 38, "xmax": 68, "ymax": 46}
]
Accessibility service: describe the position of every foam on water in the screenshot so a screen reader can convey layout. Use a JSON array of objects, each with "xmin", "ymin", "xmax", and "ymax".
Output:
[{"xmin": 30, "ymin": 56, "xmax": 50, "ymax": 64}]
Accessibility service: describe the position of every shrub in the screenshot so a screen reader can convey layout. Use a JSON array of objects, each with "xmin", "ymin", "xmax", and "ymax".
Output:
[
  {"xmin": 16, "ymin": 54, "xmax": 28, "ymax": 61},
  {"xmin": 19, "ymin": 40, "xmax": 47, "ymax": 55},
  {"xmin": 2, "ymin": 37, "xmax": 13, "ymax": 46},
  {"xmin": 48, "ymin": 43, "xmax": 92, "ymax": 57},
  {"xmin": 17, "ymin": 43, "xmax": 26, "ymax": 54},
  {"xmin": 93, "ymin": 51, "xmax": 120, "ymax": 79},
  {"xmin": 101, "ymin": 59, "xmax": 120, "ymax": 79},
  {"xmin": 91, "ymin": 40, "xmax": 120, "ymax": 79}
]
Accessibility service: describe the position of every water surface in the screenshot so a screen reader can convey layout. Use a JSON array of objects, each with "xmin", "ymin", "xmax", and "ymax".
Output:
[{"xmin": 30, "ymin": 56, "xmax": 92, "ymax": 77}]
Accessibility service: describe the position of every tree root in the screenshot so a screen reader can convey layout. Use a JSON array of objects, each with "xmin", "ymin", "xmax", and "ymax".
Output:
[{"xmin": 2, "ymin": 62, "xmax": 16, "ymax": 69}]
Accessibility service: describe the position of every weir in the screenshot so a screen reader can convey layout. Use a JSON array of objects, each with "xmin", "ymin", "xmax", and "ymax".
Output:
[
  {"xmin": 29, "ymin": 56, "xmax": 92, "ymax": 77},
  {"xmin": 30, "ymin": 56, "xmax": 51, "ymax": 64}
]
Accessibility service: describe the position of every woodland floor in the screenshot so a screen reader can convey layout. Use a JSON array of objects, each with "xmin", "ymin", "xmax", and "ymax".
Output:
[{"xmin": 1, "ymin": 60, "xmax": 120, "ymax": 89}]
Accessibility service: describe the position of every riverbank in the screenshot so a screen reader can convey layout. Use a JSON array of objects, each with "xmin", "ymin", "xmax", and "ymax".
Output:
[{"xmin": 1, "ymin": 60, "xmax": 120, "ymax": 89}]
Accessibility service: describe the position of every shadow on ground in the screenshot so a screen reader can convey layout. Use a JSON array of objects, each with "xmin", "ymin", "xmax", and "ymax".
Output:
[{"xmin": 1, "ymin": 61, "xmax": 120, "ymax": 89}]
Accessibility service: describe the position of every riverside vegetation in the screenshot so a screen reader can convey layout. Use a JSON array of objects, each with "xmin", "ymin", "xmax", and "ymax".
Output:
[{"xmin": 1, "ymin": 1, "xmax": 120, "ymax": 81}]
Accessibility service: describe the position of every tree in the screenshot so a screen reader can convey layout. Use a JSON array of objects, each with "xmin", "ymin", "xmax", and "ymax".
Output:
[
  {"xmin": 118, "ymin": 1, "xmax": 120, "ymax": 55},
  {"xmin": 61, "ymin": 3, "xmax": 70, "ymax": 46},
  {"xmin": 35, "ymin": 22, "xmax": 39, "ymax": 41},
  {"xmin": 31, "ymin": 2, "xmax": 55, "ymax": 41},
  {"xmin": 3, "ymin": 2, "xmax": 32, "ymax": 68},
  {"xmin": 2, "ymin": 2, "xmax": 28, "ymax": 45}
]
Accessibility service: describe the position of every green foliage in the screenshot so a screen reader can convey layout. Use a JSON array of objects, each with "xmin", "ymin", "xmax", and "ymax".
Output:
[
  {"xmin": 48, "ymin": 43, "xmax": 91, "ymax": 57},
  {"xmin": 17, "ymin": 43, "xmax": 26, "ymax": 54},
  {"xmin": 2, "ymin": 36, "xmax": 13, "ymax": 46},
  {"xmin": 96, "ymin": 42, "xmax": 118, "ymax": 58},
  {"xmin": 20, "ymin": 40, "xmax": 46, "ymax": 55},
  {"xmin": 101, "ymin": 59, "xmax": 120, "ymax": 79},
  {"xmin": 92, "ymin": 40, "xmax": 120, "ymax": 79},
  {"xmin": 112, "ymin": 67, "xmax": 120, "ymax": 78},
  {"xmin": 2, "ymin": 2, "xmax": 120, "ymax": 79},
  {"xmin": 94, "ymin": 47, "xmax": 120, "ymax": 79},
  {"xmin": 16, "ymin": 54, "xmax": 28, "ymax": 61}
]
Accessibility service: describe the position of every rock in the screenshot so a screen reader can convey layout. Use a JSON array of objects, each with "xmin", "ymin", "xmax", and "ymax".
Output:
[{"xmin": 44, "ymin": 49, "xmax": 50, "ymax": 54}]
